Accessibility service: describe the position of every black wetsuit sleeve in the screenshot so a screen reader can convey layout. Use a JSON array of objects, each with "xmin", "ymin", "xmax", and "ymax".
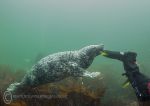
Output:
[{"xmin": 102, "ymin": 50, "xmax": 124, "ymax": 61}]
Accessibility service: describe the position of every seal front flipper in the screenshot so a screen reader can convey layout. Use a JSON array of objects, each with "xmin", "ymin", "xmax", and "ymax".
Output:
[{"xmin": 83, "ymin": 71, "xmax": 101, "ymax": 78}]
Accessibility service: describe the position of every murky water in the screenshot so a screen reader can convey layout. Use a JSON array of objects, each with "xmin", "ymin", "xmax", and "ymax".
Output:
[{"xmin": 0, "ymin": 0, "xmax": 150, "ymax": 105}]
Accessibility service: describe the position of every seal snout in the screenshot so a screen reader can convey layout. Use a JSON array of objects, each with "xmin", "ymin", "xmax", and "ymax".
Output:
[
  {"xmin": 88, "ymin": 44, "xmax": 104, "ymax": 56},
  {"xmin": 95, "ymin": 44, "xmax": 104, "ymax": 52},
  {"xmin": 79, "ymin": 44, "xmax": 104, "ymax": 57}
]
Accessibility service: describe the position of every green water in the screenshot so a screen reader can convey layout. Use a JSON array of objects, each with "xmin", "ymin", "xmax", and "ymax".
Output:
[
  {"xmin": 0, "ymin": 0, "xmax": 150, "ymax": 105},
  {"xmin": 0, "ymin": 0, "xmax": 150, "ymax": 69}
]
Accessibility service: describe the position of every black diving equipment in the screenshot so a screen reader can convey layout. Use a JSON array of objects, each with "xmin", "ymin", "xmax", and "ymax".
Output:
[{"xmin": 100, "ymin": 50, "xmax": 150, "ymax": 101}]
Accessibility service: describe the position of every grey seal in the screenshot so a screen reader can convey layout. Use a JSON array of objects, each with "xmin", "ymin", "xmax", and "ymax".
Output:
[{"xmin": 7, "ymin": 44, "xmax": 104, "ymax": 94}]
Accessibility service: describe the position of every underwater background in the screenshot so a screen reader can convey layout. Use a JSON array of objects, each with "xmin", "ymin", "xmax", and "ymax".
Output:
[{"xmin": 0, "ymin": 0, "xmax": 150, "ymax": 106}]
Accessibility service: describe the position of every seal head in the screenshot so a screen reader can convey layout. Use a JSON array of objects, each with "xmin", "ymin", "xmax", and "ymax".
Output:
[{"xmin": 78, "ymin": 44, "xmax": 104, "ymax": 69}]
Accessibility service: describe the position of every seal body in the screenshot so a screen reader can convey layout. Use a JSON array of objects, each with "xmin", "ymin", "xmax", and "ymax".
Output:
[{"xmin": 7, "ymin": 45, "xmax": 103, "ymax": 93}]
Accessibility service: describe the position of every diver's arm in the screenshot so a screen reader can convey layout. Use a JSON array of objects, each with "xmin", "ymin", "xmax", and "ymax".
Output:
[
  {"xmin": 101, "ymin": 50, "xmax": 138, "ymax": 71},
  {"xmin": 100, "ymin": 50, "xmax": 124, "ymax": 61},
  {"xmin": 101, "ymin": 50, "xmax": 150, "ymax": 101}
]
